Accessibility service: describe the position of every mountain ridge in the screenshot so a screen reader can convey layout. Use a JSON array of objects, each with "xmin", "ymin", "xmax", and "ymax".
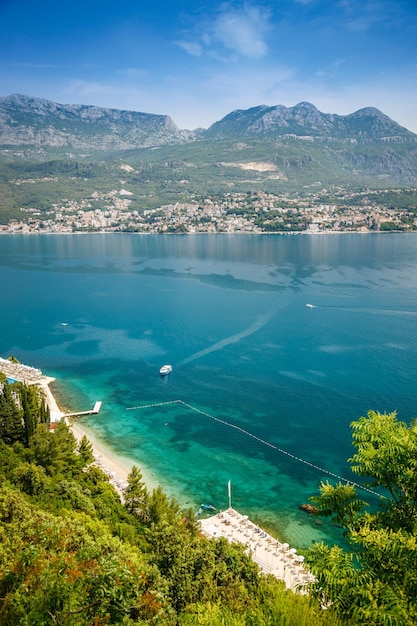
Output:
[
  {"xmin": 1, "ymin": 94, "xmax": 416, "ymax": 150},
  {"xmin": 0, "ymin": 93, "xmax": 191, "ymax": 150},
  {"xmin": 204, "ymin": 102, "xmax": 415, "ymax": 143}
]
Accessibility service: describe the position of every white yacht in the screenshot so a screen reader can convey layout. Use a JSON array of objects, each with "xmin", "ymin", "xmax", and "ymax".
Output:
[{"xmin": 159, "ymin": 364, "xmax": 173, "ymax": 376}]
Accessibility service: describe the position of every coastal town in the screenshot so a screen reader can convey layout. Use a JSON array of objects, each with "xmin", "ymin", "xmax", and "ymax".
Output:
[{"xmin": 1, "ymin": 186, "xmax": 416, "ymax": 234}]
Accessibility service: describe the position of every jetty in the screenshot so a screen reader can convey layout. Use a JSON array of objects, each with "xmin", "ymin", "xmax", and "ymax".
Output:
[
  {"xmin": 63, "ymin": 401, "xmax": 102, "ymax": 418},
  {"xmin": 0, "ymin": 358, "xmax": 102, "ymax": 423},
  {"xmin": 200, "ymin": 507, "xmax": 315, "ymax": 592}
]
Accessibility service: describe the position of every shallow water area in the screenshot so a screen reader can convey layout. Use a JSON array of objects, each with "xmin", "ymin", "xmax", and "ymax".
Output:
[{"xmin": 1, "ymin": 233, "xmax": 417, "ymax": 548}]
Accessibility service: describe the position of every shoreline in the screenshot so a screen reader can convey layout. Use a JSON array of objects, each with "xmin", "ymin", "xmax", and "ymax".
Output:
[
  {"xmin": 0, "ymin": 358, "xmax": 155, "ymax": 496},
  {"xmin": 0, "ymin": 356, "xmax": 156, "ymax": 494},
  {"xmin": 1, "ymin": 359, "xmax": 315, "ymax": 588},
  {"xmin": 0, "ymin": 230, "xmax": 406, "ymax": 236},
  {"xmin": 54, "ymin": 380, "xmax": 313, "ymax": 590},
  {"xmin": 70, "ymin": 419, "xmax": 133, "ymax": 489},
  {"xmin": 45, "ymin": 378, "xmax": 161, "ymax": 494}
]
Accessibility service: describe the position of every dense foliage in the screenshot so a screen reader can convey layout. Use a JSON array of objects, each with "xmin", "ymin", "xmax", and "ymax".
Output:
[
  {"xmin": 307, "ymin": 410, "xmax": 417, "ymax": 625},
  {"xmin": 0, "ymin": 379, "xmax": 337, "ymax": 625},
  {"xmin": 2, "ymin": 377, "xmax": 416, "ymax": 625}
]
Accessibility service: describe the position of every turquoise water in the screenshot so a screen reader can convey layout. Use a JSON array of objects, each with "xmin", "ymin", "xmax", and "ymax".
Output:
[{"xmin": 1, "ymin": 233, "xmax": 417, "ymax": 548}]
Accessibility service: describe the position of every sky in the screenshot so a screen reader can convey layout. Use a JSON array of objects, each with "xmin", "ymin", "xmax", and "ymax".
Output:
[{"xmin": 0, "ymin": 0, "xmax": 416, "ymax": 132}]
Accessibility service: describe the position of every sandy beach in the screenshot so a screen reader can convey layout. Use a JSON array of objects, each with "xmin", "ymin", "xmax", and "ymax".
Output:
[
  {"xmin": 42, "ymin": 377, "xmax": 160, "ymax": 494},
  {"xmin": 70, "ymin": 419, "xmax": 133, "ymax": 487},
  {"xmin": 200, "ymin": 508, "xmax": 314, "ymax": 591},
  {"xmin": 38, "ymin": 378, "xmax": 64, "ymax": 423},
  {"xmin": 0, "ymin": 358, "xmax": 136, "ymax": 493}
]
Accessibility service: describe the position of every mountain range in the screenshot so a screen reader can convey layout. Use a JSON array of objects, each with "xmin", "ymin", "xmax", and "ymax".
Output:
[
  {"xmin": 1, "ymin": 94, "xmax": 416, "ymax": 149},
  {"xmin": 0, "ymin": 94, "xmax": 417, "ymax": 222}
]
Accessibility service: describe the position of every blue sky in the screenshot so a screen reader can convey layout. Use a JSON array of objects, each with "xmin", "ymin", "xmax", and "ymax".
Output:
[{"xmin": 1, "ymin": 0, "xmax": 416, "ymax": 132}]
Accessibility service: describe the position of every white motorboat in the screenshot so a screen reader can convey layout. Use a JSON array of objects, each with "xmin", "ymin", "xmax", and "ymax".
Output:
[{"xmin": 159, "ymin": 364, "xmax": 173, "ymax": 376}]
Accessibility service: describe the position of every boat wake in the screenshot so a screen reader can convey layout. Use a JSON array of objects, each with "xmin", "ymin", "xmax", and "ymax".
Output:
[{"xmin": 177, "ymin": 309, "xmax": 276, "ymax": 368}]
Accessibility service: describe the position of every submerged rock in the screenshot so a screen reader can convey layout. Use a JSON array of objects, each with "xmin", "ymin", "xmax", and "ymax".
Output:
[{"xmin": 299, "ymin": 503, "xmax": 318, "ymax": 514}]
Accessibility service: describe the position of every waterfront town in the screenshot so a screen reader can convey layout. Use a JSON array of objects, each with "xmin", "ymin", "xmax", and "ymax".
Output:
[{"xmin": 1, "ymin": 186, "xmax": 416, "ymax": 234}]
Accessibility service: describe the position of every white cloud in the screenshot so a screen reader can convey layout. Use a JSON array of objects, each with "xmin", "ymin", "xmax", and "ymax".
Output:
[
  {"xmin": 7, "ymin": 62, "xmax": 59, "ymax": 69},
  {"xmin": 175, "ymin": 3, "xmax": 272, "ymax": 62},
  {"xmin": 212, "ymin": 4, "xmax": 271, "ymax": 58},
  {"xmin": 314, "ymin": 58, "xmax": 345, "ymax": 78}
]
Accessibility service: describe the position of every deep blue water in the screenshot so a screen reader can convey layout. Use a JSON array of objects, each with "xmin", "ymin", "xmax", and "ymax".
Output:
[{"xmin": 1, "ymin": 233, "xmax": 417, "ymax": 548}]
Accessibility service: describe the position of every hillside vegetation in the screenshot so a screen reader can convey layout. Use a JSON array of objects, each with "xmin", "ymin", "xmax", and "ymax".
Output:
[
  {"xmin": 1, "ymin": 368, "xmax": 417, "ymax": 624},
  {"xmin": 0, "ymin": 375, "xmax": 339, "ymax": 626}
]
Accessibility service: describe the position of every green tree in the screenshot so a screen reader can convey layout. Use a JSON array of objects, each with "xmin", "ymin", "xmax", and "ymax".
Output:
[
  {"xmin": 349, "ymin": 410, "xmax": 417, "ymax": 531},
  {"xmin": 12, "ymin": 462, "xmax": 49, "ymax": 496},
  {"xmin": 77, "ymin": 434, "xmax": 94, "ymax": 466},
  {"xmin": 0, "ymin": 381, "xmax": 51, "ymax": 448},
  {"xmin": 0, "ymin": 382, "xmax": 24, "ymax": 445},
  {"xmin": 0, "ymin": 485, "xmax": 175, "ymax": 625},
  {"xmin": 20, "ymin": 385, "xmax": 36, "ymax": 446},
  {"xmin": 307, "ymin": 410, "xmax": 417, "ymax": 625},
  {"xmin": 147, "ymin": 484, "xmax": 180, "ymax": 525},
  {"xmin": 29, "ymin": 421, "xmax": 79, "ymax": 477},
  {"xmin": 124, "ymin": 465, "xmax": 149, "ymax": 518},
  {"xmin": 310, "ymin": 481, "xmax": 369, "ymax": 530},
  {"xmin": 149, "ymin": 520, "xmax": 260, "ymax": 614}
]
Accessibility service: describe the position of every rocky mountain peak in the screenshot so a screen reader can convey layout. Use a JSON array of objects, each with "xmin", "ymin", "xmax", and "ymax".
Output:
[
  {"xmin": 0, "ymin": 94, "xmax": 189, "ymax": 150},
  {"xmin": 0, "ymin": 94, "xmax": 416, "ymax": 154},
  {"xmin": 206, "ymin": 101, "xmax": 416, "ymax": 142}
]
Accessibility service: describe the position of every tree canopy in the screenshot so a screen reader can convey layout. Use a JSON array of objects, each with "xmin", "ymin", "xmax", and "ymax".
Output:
[
  {"xmin": 0, "ymin": 380, "xmax": 338, "ymax": 625},
  {"xmin": 3, "ymin": 382, "xmax": 416, "ymax": 624},
  {"xmin": 308, "ymin": 410, "xmax": 417, "ymax": 625}
]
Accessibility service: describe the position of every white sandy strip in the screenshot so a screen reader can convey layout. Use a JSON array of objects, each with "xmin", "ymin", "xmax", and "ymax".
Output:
[
  {"xmin": 68, "ymin": 418, "xmax": 161, "ymax": 494},
  {"xmin": 70, "ymin": 420, "xmax": 133, "ymax": 488},
  {"xmin": 44, "ymin": 379, "xmax": 162, "ymax": 494},
  {"xmin": 38, "ymin": 378, "xmax": 63, "ymax": 422},
  {"xmin": 200, "ymin": 508, "xmax": 315, "ymax": 592},
  {"xmin": 36, "ymin": 377, "xmax": 147, "ymax": 494}
]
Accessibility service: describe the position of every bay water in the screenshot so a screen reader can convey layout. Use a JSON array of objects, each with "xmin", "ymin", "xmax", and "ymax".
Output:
[{"xmin": 1, "ymin": 233, "xmax": 417, "ymax": 548}]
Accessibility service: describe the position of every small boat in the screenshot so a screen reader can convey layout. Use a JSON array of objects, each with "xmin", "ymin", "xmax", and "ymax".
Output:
[
  {"xmin": 159, "ymin": 364, "xmax": 173, "ymax": 376},
  {"xmin": 305, "ymin": 303, "xmax": 314, "ymax": 308},
  {"xmin": 200, "ymin": 503, "xmax": 216, "ymax": 511}
]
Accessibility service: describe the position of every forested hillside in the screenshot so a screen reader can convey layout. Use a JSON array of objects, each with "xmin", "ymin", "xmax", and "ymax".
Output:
[
  {"xmin": 1, "ymin": 371, "xmax": 417, "ymax": 625},
  {"xmin": 0, "ymin": 374, "xmax": 337, "ymax": 626}
]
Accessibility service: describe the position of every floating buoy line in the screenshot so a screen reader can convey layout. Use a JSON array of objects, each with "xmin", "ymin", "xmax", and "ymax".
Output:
[{"xmin": 126, "ymin": 399, "xmax": 386, "ymax": 500}]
